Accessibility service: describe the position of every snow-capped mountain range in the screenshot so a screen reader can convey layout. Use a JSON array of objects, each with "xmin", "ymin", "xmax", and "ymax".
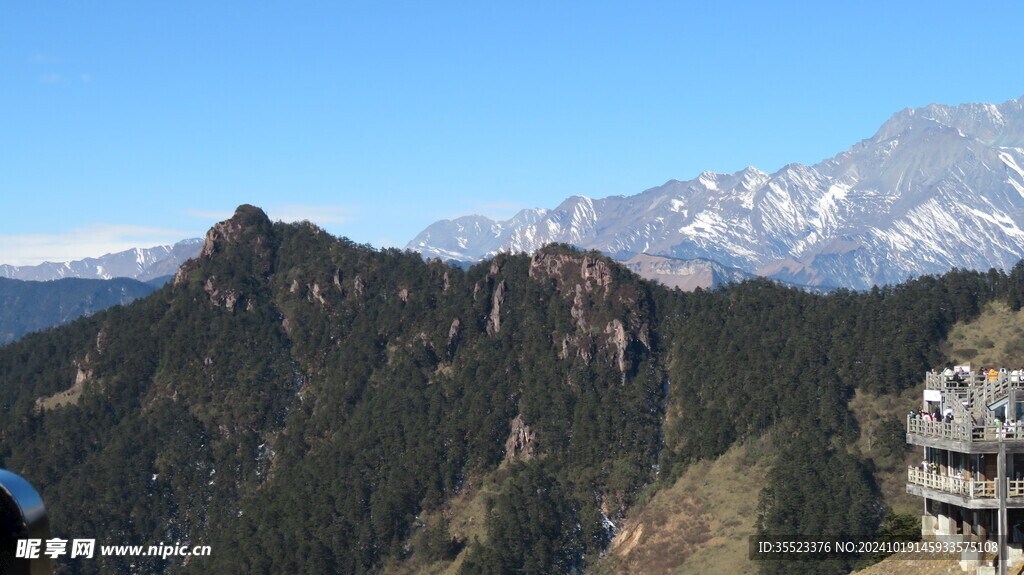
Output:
[
  {"xmin": 0, "ymin": 239, "xmax": 203, "ymax": 282},
  {"xmin": 407, "ymin": 96, "xmax": 1024, "ymax": 289},
  {"xmin": 617, "ymin": 253, "xmax": 756, "ymax": 290}
]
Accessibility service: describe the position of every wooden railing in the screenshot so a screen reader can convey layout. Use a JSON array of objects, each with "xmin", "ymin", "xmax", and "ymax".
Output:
[
  {"xmin": 907, "ymin": 417, "xmax": 972, "ymax": 441},
  {"xmin": 907, "ymin": 416, "xmax": 1024, "ymax": 442},
  {"xmin": 1009, "ymin": 479, "xmax": 1024, "ymax": 497},
  {"xmin": 908, "ymin": 468, "xmax": 996, "ymax": 498},
  {"xmin": 925, "ymin": 371, "xmax": 1024, "ymax": 414},
  {"xmin": 925, "ymin": 371, "xmax": 1024, "ymax": 391}
]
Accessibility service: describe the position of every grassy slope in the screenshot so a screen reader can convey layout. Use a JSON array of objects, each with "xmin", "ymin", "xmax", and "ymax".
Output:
[
  {"xmin": 595, "ymin": 437, "xmax": 772, "ymax": 574},
  {"xmin": 379, "ymin": 465, "xmax": 508, "ymax": 575},
  {"xmin": 849, "ymin": 389, "xmax": 921, "ymax": 515},
  {"xmin": 944, "ymin": 301, "xmax": 1024, "ymax": 368},
  {"xmin": 387, "ymin": 439, "xmax": 773, "ymax": 575}
]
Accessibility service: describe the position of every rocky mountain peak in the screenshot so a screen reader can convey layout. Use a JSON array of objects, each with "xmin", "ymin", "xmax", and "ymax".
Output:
[
  {"xmin": 871, "ymin": 96, "xmax": 1024, "ymax": 146},
  {"xmin": 529, "ymin": 246, "xmax": 615, "ymax": 294},
  {"xmin": 200, "ymin": 204, "xmax": 273, "ymax": 258},
  {"xmin": 175, "ymin": 205, "xmax": 276, "ymax": 290}
]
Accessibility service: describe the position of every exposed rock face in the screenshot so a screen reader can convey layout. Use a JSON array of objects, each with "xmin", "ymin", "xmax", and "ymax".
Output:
[
  {"xmin": 446, "ymin": 318, "xmax": 462, "ymax": 359},
  {"xmin": 176, "ymin": 205, "xmax": 274, "ymax": 288},
  {"xmin": 486, "ymin": 280, "xmax": 506, "ymax": 335},
  {"xmin": 529, "ymin": 250, "xmax": 569, "ymax": 284},
  {"xmin": 201, "ymin": 220, "xmax": 239, "ymax": 258},
  {"xmin": 527, "ymin": 247, "xmax": 652, "ymax": 372},
  {"xmin": 530, "ymin": 250, "xmax": 615, "ymax": 296},
  {"xmin": 605, "ymin": 319, "xmax": 629, "ymax": 373},
  {"xmin": 581, "ymin": 255, "xmax": 614, "ymax": 288},
  {"xmin": 311, "ymin": 283, "xmax": 326, "ymax": 305},
  {"xmin": 504, "ymin": 414, "xmax": 536, "ymax": 461},
  {"xmin": 290, "ymin": 278, "xmax": 329, "ymax": 307},
  {"xmin": 174, "ymin": 206, "xmax": 278, "ymax": 315},
  {"xmin": 204, "ymin": 276, "xmax": 240, "ymax": 310},
  {"xmin": 200, "ymin": 204, "xmax": 266, "ymax": 257},
  {"xmin": 173, "ymin": 265, "xmax": 190, "ymax": 285},
  {"xmin": 74, "ymin": 358, "xmax": 93, "ymax": 386}
]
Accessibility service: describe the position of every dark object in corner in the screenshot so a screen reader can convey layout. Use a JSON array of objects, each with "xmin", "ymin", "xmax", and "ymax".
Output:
[{"xmin": 0, "ymin": 469, "xmax": 51, "ymax": 575}]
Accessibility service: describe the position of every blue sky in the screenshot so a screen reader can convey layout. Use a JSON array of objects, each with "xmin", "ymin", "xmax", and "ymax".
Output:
[{"xmin": 3, "ymin": 1, "xmax": 1024, "ymax": 265}]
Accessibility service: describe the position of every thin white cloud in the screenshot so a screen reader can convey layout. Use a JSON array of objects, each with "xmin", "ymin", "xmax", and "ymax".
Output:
[
  {"xmin": 31, "ymin": 53, "xmax": 61, "ymax": 65},
  {"xmin": 37, "ymin": 73, "xmax": 61, "ymax": 84},
  {"xmin": 0, "ymin": 224, "xmax": 199, "ymax": 267},
  {"xmin": 473, "ymin": 201, "xmax": 527, "ymax": 212},
  {"xmin": 183, "ymin": 208, "xmax": 235, "ymax": 220},
  {"xmin": 268, "ymin": 204, "xmax": 355, "ymax": 225},
  {"xmin": 445, "ymin": 200, "xmax": 533, "ymax": 222},
  {"xmin": 184, "ymin": 205, "xmax": 356, "ymax": 226}
]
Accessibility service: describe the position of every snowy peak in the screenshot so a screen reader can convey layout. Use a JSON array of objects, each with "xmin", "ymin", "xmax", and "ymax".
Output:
[
  {"xmin": 0, "ymin": 239, "xmax": 203, "ymax": 282},
  {"xmin": 407, "ymin": 208, "xmax": 549, "ymax": 261},
  {"xmin": 618, "ymin": 253, "xmax": 755, "ymax": 291},
  {"xmin": 407, "ymin": 96, "xmax": 1024, "ymax": 290},
  {"xmin": 872, "ymin": 96, "xmax": 1024, "ymax": 147}
]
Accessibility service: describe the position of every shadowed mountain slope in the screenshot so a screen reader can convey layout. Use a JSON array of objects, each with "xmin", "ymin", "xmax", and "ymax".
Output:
[{"xmin": 0, "ymin": 276, "xmax": 159, "ymax": 345}]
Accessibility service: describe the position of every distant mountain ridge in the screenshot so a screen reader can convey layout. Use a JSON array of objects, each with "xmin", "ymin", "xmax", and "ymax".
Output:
[
  {"xmin": 617, "ymin": 253, "xmax": 756, "ymax": 290},
  {"xmin": 407, "ymin": 96, "xmax": 1024, "ymax": 289},
  {"xmin": 0, "ymin": 238, "xmax": 203, "ymax": 282},
  {"xmin": 0, "ymin": 276, "xmax": 159, "ymax": 344},
  {"xmin": 407, "ymin": 208, "xmax": 550, "ymax": 261}
]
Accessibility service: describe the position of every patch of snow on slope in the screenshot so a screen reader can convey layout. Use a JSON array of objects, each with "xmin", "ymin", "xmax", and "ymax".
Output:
[
  {"xmin": 810, "ymin": 184, "xmax": 849, "ymax": 231},
  {"xmin": 999, "ymin": 151, "xmax": 1024, "ymax": 199},
  {"xmin": 698, "ymin": 172, "xmax": 718, "ymax": 190},
  {"xmin": 678, "ymin": 210, "xmax": 726, "ymax": 237}
]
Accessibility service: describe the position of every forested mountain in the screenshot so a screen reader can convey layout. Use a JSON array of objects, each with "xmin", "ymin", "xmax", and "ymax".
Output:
[
  {"xmin": 1, "ymin": 205, "xmax": 1022, "ymax": 574},
  {"xmin": 0, "ymin": 276, "xmax": 159, "ymax": 345}
]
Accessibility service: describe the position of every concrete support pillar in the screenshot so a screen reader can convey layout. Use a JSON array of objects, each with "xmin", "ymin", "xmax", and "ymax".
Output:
[
  {"xmin": 922, "ymin": 497, "xmax": 936, "ymax": 536},
  {"xmin": 935, "ymin": 502, "xmax": 958, "ymax": 536},
  {"xmin": 998, "ymin": 441, "xmax": 1008, "ymax": 575},
  {"xmin": 938, "ymin": 511, "xmax": 955, "ymax": 535},
  {"xmin": 923, "ymin": 515, "xmax": 937, "ymax": 536}
]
